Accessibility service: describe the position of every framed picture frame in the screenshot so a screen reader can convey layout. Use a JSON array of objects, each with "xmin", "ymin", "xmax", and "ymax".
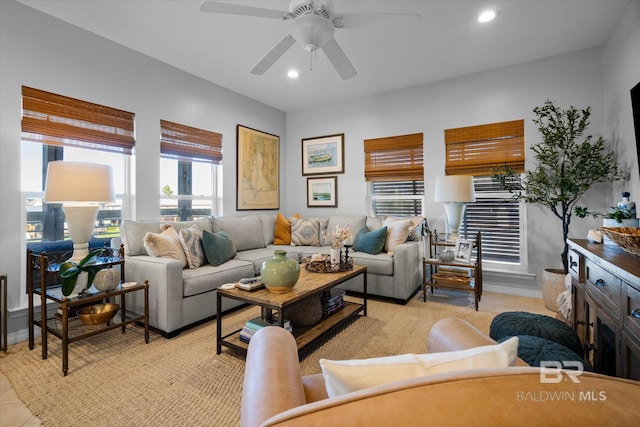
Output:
[
  {"xmin": 454, "ymin": 239, "xmax": 473, "ymax": 263},
  {"xmin": 302, "ymin": 133, "xmax": 344, "ymax": 176},
  {"xmin": 307, "ymin": 176, "xmax": 338, "ymax": 207},
  {"xmin": 236, "ymin": 124, "xmax": 280, "ymax": 210}
]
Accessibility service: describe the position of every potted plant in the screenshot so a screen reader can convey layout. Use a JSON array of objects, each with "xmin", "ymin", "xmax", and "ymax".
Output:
[
  {"xmin": 576, "ymin": 204, "xmax": 639, "ymax": 228},
  {"xmin": 58, "ymin": 248, "xmax": 106, "ymax": 296},
  {"xmin": 494, "ymin": 100, "xmax": 627, "ymax": 309}
]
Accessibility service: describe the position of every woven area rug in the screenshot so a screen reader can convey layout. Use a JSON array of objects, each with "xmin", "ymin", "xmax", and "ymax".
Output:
[{"xmin": 0, "ymin": 294, "xmax": 498, "ymax": 426}]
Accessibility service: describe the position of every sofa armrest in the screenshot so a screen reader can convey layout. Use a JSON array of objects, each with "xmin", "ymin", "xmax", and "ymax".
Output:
[
  {"xmin": 124, "ymin": 255, "xmax": 184, "ymax": 334},
  {"xmin": 390, "ymin": 240, "xmax": 422, "ymax": 290},
  {"xmin": 241, "ymin": 327, "xmax": 308, "ymax": 427}
]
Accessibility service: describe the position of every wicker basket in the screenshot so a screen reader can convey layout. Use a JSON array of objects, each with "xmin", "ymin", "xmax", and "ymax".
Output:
[{"xmin": 598, "ymin": 227, "xmax": 640, "ymax": 256}]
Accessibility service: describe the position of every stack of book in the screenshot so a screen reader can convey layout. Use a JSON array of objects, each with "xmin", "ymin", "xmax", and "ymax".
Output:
[
  {"xmin": 321, "ymin": 288, "xmax": 346, "ymax": 316},
  {"xmin": 239, "ymin": 316, "xmax": 292, "ymax": 344}
]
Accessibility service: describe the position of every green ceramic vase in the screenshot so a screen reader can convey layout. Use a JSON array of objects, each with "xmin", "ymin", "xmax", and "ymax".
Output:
[{"xmin": 261, "ymin": 250, "xmax": 300, "ymax": 293}]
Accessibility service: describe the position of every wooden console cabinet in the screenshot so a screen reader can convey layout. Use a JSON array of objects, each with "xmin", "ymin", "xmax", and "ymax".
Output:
[{"xmin": 567, "ymin": 239, "xmax": 640, "ymax": 380}]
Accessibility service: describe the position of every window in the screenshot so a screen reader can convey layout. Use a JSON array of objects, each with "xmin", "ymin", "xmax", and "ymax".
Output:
[
  {"xmin": 21, "ymin": 86, "xmax": 134, "ymax": 243},
  {"xmin": 364, "ymin": 133, "xmax": 424, "ymax": 217},
  {"xmin": 444, "ymin": 120, "xmax": 525, "ymax": 269},
  {"xmin": 159, "ymin": 120, "xmax": 222, "ymax": 221}
]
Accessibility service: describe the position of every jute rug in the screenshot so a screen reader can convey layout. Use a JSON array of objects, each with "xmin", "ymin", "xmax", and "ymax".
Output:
[{"xmin": 0, "ymin": 291, "xmax": 498, "ymax": 426}]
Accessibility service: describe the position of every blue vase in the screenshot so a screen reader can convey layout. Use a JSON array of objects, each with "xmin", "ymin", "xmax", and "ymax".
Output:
[{"xmin": 261, "ymin": 250, "xmax": 300, "ymax": 293}]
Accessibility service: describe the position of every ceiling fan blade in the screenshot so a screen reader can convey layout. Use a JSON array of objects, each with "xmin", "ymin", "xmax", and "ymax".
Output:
[
  {"xmin": 321, "ymin": 38, "xmax": 357, "ymax": 80},
  {"xmin": 334, "ymin": 13, "xmax": 422, "ymax": 29},
  {"xmin": 250, "ymin": 35, "xmax": 296, "ymax": 75},
  {"xmin": 199, "ymin": 1, "xmax": 292, "ymax": 20}
]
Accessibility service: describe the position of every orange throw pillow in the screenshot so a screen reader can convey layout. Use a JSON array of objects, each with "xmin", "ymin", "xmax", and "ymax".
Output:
[{"xmin": 274, "ymin": 213, "xmax": 300, "ymax": 245}]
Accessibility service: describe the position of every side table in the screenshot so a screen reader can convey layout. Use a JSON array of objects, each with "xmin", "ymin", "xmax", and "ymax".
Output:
[{"xmin": 1, "ymin": 273, "xmax": 6, "ymax": 352}]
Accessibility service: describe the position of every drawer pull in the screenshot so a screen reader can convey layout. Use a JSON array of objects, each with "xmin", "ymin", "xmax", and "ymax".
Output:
[
  {"xmin": 632, "ymin": 309, "xmax": 640, "ymax": 319},
  {"xmin": 594, "ymin": 278, "xmax": 606, "ymax": 287},
  {"xmin": 570, "ymin": 261, "xmax": 577, "ymax": 268}
]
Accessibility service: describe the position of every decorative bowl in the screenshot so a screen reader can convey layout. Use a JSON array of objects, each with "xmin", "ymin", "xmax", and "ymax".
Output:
[
  {"xmin": 598, "ymin": 227, "xmax": 640, "ymax": 256},
  {"xmin": 77, "ymin": 303, "xmax": 120, "ymax": 325}
]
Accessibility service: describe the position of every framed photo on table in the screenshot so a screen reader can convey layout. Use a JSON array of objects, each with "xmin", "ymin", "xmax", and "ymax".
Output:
[
  {"xmin": 302, "ymin": 133, "xmax": 344, "ymax": 176},
  {"xmin": 236, "ymin": 124, "xmax": 279, "ymax": 210},
  {"xmin": 454, "ymin": 239, "xmax": 473, "ymax": 263},
  {"xmin": 307, "ymin": 176, "xmax": 337, "ymax": 207}
]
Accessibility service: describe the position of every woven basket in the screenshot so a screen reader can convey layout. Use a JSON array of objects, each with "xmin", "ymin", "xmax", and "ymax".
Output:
[{"xmin": 598, "ymin": 227, "xmax": 640, "ymax": 256}]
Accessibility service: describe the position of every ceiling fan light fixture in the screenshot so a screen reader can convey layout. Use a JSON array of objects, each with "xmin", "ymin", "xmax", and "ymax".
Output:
[{"xmin": 290, "ymin": 13, "xmax": 335, "ymax": 52}]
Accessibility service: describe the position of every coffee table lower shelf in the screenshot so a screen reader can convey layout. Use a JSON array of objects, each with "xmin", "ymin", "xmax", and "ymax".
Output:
[{"xmin": 219, "ymin": 301, "xmax": 364, "ymax": 356}]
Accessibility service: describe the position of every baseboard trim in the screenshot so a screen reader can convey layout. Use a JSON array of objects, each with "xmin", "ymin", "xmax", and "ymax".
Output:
[{"xmin": 483, "ymin": 283, "xmax": 542, "ymax": 299}]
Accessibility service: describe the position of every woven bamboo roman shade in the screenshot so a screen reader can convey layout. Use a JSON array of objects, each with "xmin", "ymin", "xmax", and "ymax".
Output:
[
  {"xmin": 444, "ymin": 119, "xmax": 524, "ymax": 176},
  {"xmin": 364, "ymin": 133, "xmax": 424, "ymax": 182},
  {"xmin": 21, "ymin": 86, "xmax": 135, "ymax": 155},
  {"xmin": 160, "ymin": 120, "xmax": 223, "ymax": 164}
]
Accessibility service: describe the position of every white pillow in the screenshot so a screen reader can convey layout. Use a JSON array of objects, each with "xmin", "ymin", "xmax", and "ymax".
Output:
[
  {"xmin": 179, "ymin": 225, "xmax": 207, "ymax": 269},
  {"xmin": 381, "ymin": 217, "xmax": 413, "ymax": 252},
  {"xmin": 320, "ymin": 336, "xmax": 518, "ymax": 398},
  {"xmin": 143, "ymin": 224, "xmax": 188, "ymax": 268}
]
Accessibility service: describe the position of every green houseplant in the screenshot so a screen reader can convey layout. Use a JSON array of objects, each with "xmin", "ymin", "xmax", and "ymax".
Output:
[
  {"xmin": 58, "ymin": 248, "xmax": 105, "ymax": 296},
  {"xmin": 494, "ymin": 100, "xmax": 627, "ymax": 274}
]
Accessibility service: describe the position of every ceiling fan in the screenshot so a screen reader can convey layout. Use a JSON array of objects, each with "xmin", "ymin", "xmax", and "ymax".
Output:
[{"xmin": 200, "ymin": 0, "xmax": 421, "ymax": 80}]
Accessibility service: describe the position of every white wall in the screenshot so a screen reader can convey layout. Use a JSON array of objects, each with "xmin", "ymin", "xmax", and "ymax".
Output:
[
  {"xmin": 285, "ymin": 7, "xmax": 640, "ymax": 295},
  {"xmin": 0, "ymin": 1, "xmax": 286, "ymax": 338}
]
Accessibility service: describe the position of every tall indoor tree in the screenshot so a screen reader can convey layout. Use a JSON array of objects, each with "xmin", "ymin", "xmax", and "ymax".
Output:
[{"xmin": 494, "ymin": 100, "xmax": 628, "ymax": 274}]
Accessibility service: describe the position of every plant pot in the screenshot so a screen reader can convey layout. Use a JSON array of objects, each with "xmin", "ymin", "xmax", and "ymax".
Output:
[
  {"xmin": 603, "ymin": 218, "xmax": 639, "ymax": 228},
  {"xmin": 68, "ymin": 271, "xmax": 88, "ymax": 298},
  {"xmin": 261, "ymin": 250, "xmax": 300, "ymax": 294},
  {"xmin": 542, "ymin": 268, "xmax": 567, "ymax": 312}
]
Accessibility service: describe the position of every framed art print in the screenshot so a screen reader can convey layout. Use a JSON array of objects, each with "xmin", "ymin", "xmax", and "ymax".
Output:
[
  {"xmin": 302, "ymin": 133, "xmax": 344, "ymax": 176},
  {"xmin": 454, "ymin": 239, "xmax": 473, "ymax": 263},
  {"xmin": 236, "ymin": 124, "xmax": 279, "ymax": 210},
  {"xmin": 307, "ymin": 176, "xmax": 337, "ymax": 207}
]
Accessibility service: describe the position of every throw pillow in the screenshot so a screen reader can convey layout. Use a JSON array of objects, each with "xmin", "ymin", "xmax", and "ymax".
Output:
[
  {"xmin": 320, "ymin": 336, "xmax": 518, "ymax": 398},
  {"xmin": 143, "ymin": 224, "xmax": 188, "ymax": 268},
  {"xmin": 202, "ymin": 230, "xmax": 237, "ymax": 267},
  {"xmin": 382, "ymin": 217, "xmax": 413, "ymax": 252},
  {"xmin": 178, "ymin": 225, "xmax": 207, "ymax": 269},
  {"xmin": 290, "ymin": 217, "xmax": 321, "ymax": 246},
  {"xmin": 273, "ymin": 212, "xmax": 301, "ymax": 245},
  {"xmin": 352, "ymin": 226, "xmax": 388, "ymax": 255}
]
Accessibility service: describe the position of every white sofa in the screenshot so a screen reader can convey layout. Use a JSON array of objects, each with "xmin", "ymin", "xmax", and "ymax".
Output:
[{"xmin": 119, "ymin": 213, "xmax": 425, "ymax": 337}]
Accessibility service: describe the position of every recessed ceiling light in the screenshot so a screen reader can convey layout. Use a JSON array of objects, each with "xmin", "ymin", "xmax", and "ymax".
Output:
[
  {"xmin": 287, "ymin": 69, "xmax": 299, "ymax": 79},
  {"xmin": 478, "ymin": 10, "xmax": 496, "ymax": 23}
]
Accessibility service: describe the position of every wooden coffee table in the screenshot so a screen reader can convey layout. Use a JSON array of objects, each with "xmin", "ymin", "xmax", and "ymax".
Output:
[{"xmin": 216, "ymin": 264, "xmax": 367, "ymax": 356}]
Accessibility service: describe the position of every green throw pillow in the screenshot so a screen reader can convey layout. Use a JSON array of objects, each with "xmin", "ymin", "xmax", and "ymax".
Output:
[
  {"xmin": 202, "ymin": 230, "xmax": 237, "ymax": 266},
  {"xmin": 352, "ymin": 226, "xmax": 388, "ymax": 255}
]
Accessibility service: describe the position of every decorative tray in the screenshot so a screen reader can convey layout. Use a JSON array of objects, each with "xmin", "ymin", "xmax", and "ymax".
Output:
[{"xmin": 303, "ymin": 256, "xmax": 353, "ymax": 273}]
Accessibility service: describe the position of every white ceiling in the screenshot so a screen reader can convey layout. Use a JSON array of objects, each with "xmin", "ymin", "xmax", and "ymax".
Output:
[{"xmin": 17, "ymin": 0, "xmax": 631, "ymax": 113}]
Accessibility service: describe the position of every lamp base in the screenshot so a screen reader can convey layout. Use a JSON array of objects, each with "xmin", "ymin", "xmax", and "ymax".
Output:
[
  {"xmin": 444, "ymin": 202, "xmax": 467, "ymax": 241},
  {"xmin": 62, "ymin": 205, "xmax": 99, "ymax": 262}
]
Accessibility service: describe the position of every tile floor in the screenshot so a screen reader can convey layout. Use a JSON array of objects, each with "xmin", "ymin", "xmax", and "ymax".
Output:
[{"xmin": 0, "ymin": 291, "xmax": 554, "ymax": 427}]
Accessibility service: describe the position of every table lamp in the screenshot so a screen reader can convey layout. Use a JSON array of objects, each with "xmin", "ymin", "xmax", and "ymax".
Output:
[
  {"xmin": 434, "ymin": 175, "xmax": 476, "ymax": 241},
  {"xmin": 44, "ymin": 161, "xmax": 115, "ymax": 262}
]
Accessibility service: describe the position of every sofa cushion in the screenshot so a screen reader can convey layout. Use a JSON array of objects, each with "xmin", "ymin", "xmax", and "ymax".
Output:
[
  {"xmin": 182, "ymin": 260, "xmax": 255, "ymax": 297},
  {"xmin": 382, "ymin": 217, "xmax": 413, "ymax": 252},
  {"xmin": 212, "ymin": 215, "xmax": 265, "ymax": 251},
  {"xmin": 274, "ymin": 213, "xmax": 301, "ymax": 245},
  {"xmin": 324, "ymin": 215, "xmax": 366, "ymax": 246},
  {"xmin": 319, "ymin": 336, "xmax": 519, "ymax": 398},
  {"xmin": 179, "ymin": 225, "xmax": 207, "ymax": 269},
  {"xmin": 143, "ymin": 224, "xmax": 188, "ymax": 268},
  {"xmin": 349, "ymin": 251, "xmax": 394, "ymax": 276},
  {"xmin": 352, "ymin": 226, "xmax": 387, "ymax": 255},
  {"xmin": 202, "ymin": 230, "xmax": 237, "ymax": 267},
  {"xmin": 121, "ymin": 218, "xmax": 212, "ymax": 256},
  {"xmin": 258, "ymin": 213, "xmax": 277, "ymax": 246},
  {"xmin": 291, "ymin": 218, "xmax": 321, "ymax": 246}
]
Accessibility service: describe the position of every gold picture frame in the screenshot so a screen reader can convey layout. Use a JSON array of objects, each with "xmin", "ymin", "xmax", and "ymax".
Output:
[
  {"xmin": 302, "ymin": 133, "xmax": 345, "ymax": 176},
  {"xmin": 236, "ymin": 125, "xmax": 279, "ymax": 210},
  {"xmin": 307, "ymin": 176, "xmax": 337, "ymax": 207}
]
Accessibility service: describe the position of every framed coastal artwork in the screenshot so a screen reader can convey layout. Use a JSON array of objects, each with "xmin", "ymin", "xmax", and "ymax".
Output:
[
  {"xmin": 307, "ymin": 176, "xmax": 337, "ymax": 207},
  {"xmin": 236, "ymin": 124, "xmax": 280, "ymax": 210},
  {"xmin": 301, "ymin": 133, "xmax": 344, "ymax": 176}
]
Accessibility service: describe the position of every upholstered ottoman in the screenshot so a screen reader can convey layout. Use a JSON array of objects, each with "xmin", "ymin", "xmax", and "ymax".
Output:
[
  {"xmin": 490, "ymin": 311, "xmax": 583, "ymax": 356},
  {"xmin": 498, "ymin": 335, "xmax": 592, "ymax": 370}
]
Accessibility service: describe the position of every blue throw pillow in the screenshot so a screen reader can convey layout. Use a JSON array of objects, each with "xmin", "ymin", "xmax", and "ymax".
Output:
[
  {"xmin": 352, "ymin": 226, "xmax": 388, "ymax": 255},
  {"xmin": 202, "ymin": 230, "xmax": 237, "ymax": 266}
]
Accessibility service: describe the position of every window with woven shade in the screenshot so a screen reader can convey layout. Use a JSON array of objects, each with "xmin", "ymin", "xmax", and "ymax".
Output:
[
  {"xmin": 21, "ymin": 86, "xmax": 134, "ymax": 245},
  {"xmin": 444, "ymin": 120, "xmax": 525, "ymax": 268},
  {"xmin": 364, "ymin": 133, "xmax": 424, "ymax": 217},
  {"xmin": 160, "ymin": 120, "xmax": 223, "ymax": 222}
]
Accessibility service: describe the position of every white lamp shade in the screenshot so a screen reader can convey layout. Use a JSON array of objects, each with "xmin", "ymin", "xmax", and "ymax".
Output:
[
  {"xmin": 434, "ymin": 176, "xmax": 476, "ymax": 203},
  {"xmin": 44, "ymin": 161, "xmax": 115, "ymax": 203}
]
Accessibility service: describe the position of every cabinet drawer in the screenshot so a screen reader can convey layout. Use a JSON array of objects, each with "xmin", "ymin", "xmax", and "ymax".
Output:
[
  {"xmin": 586, "ymin": 260, "xmax": 622, "ymax": 317},
  {"xmin": 568, "ymin": 249, "xmax": 583, "ymax": 283},
  {"xmin": 625, "ymin": 283, "xmax": 640, "ymax": 341}
]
